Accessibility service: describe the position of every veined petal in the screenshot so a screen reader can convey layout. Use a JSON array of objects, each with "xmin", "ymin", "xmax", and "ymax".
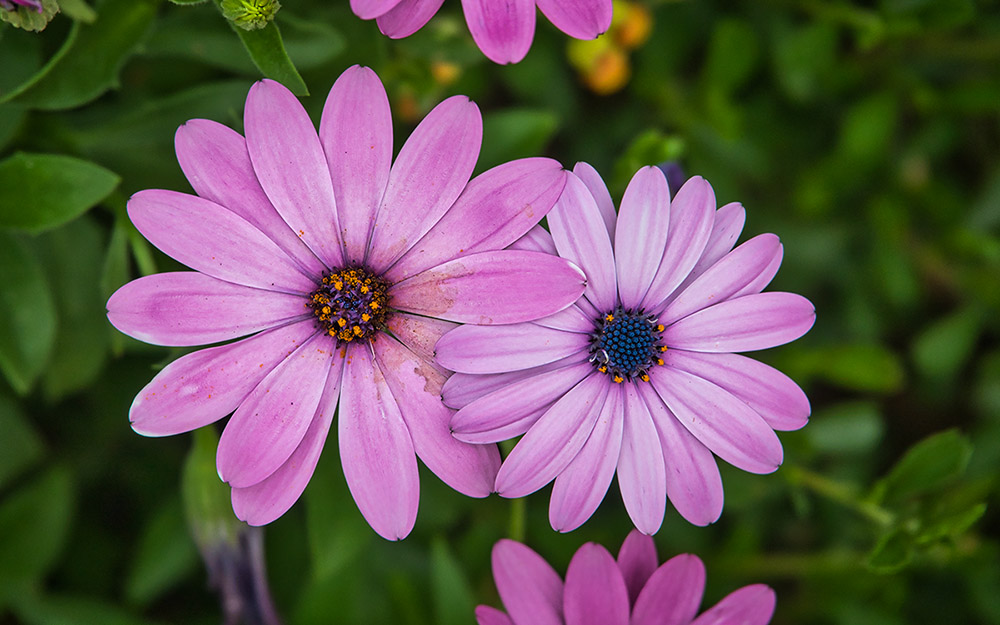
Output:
[
  {"xmin": 682, "ymin": 202, "xmax": 745, "ymax": 287},
  {"xmin": 217, "ymin": 334, "xmax": 335, "ymax": 488},
  {"xmin": 436, "ymin": 323, "xmax": 589, "ymax": 374},
  {"xmin": 549, "ymin": 172, "xmax": 618, "ymax": 312},
  {"xmin": 532, "ymin": 304, "xmax": 596, "ymax": 334},
  {"xmin": 732, "ymin": 245, "xmax": 783, "ymax": 299},
  {"xmin": 537, "ymin": 0, "xmax": 612, "ymax": 39},
  {"xmin": 495, "ymin": 373, "xmax": 608, "ymax": 498},
  {"xmin": 442, "ymin": 352, "xmax": 589, "ymax": 408},
  {"xmin": 376, "ymin": 0, "xmax": 445, "ymax": 37},
  {"xmin": 130, "ymin": 321, "xmax": 316, "ymax": 436},
  {"xmin": 339, "ymin": 344, "xmax": 420, "ymax": 540},
  {"xmin": 127, "ymin": 189, "xmax": 316, "ymax": 294},
  {"xmin": 659, "ymin": 234, "xmax": 782, "ymax": 325},
  {"xmin": 563, "ymin": 544, "xmax": 630, "ymax": 625},
  {"xmin": 616, "ymin": 530, "xmax": 659, "ymax": 607},
  {"xmin": 664, "ymin": 350, "xmax": 809, "ymax": 431},
  {"xmin": 367, "ymin": 96, "xmax": 483, "ymax": 272},
  {"xmin": 690, "ymin": 585, "xmax": 776, "ymax": 625},
  {"xmin": 618, "ymin": 385, "xmax": 666, "ymax": 535},
  {"xmin": 107, "ymin": 273, "xmax": 307, "ymax": 347},
  {"xmin": 392, "ymin": 250, "xmax": 586, "ymax": 325},
  {"xmin": 662, "ymin": 292, "xmax": 816, "ymax": 353},
  {"xmin": 374, "ymin": 335, "xmax": 500, "ymax": 497},
  {"xmin": 386, "ymin": 312, "xmax": 457, "ymax": 373},
  {"xmin": 639, "ymin": 382, "xmax": 724, "ymax": 526},
  {"xmin": 244, "ymin": 79, "xmax": 344, "ymax": 268},
  {"xmin": 387, "ymin": 158, "xmax": 567, "ymax": 281},
  {"xmin": 350, "ymin": 0, "xmax": 403, "ymax": 19},
  {"xmin": 475, "ymin": 606, "xmax": 515, "ymax": 625},
  {"xmin": 461, "ymin": 0, "xmax": 536, "ymax": 64},
  {"xmin": 451, "ymin": 361, "xmax": 592, "ymax": 443},
  {"xmin": 641, "ymin": 176, "xmax": 716, "ymax": 310},
  {"xmin": 231, "ymin": 356, "xmax": 345, "ymax": 525},
  {"xmin": 631, "ymin": 554, "xmax": 706, "ymax": 625},
  {"xmin": 510, "ymin": 223, "xmax": 558, "ymax": 255},
  {"xmin": 572, "ymin": 162, "xmax": 616, "ymax": 239},
  {"xmin": 174, "ymin": 119, "xmax": 326, "ymax": 278},
  {"xmin": 492, "ymin": 540, "xmax": 564, "ymax": 625},
  {"xmin": 320, "ymin": 65, "xmax": 393, "ymax": 265},
  {"xmin": 550, "ymin": 384, "xmax": 623, "ymax": 533},
  {"xmin": 615, "ymin": 167, "xmax": 671, "ymax": 309},
  {"xmin": 650, "ymin": 366, "xmax": 783, "ymax": 475}
]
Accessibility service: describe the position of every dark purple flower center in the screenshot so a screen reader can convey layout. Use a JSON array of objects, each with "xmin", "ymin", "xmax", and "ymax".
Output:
[
  {"xmin": 589, "ymin": 307, "xmax": 665, "ymax": 383},
  {"xmin": 307, "ymin": 266, "xmax": 390, "ymax": 344}
]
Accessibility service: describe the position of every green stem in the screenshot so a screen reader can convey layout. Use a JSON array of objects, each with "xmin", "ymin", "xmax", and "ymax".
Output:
[
  {"xmin": 500, "ymin": 439, "xmax": 526, "ymax": 542},
  {"xmin": 787, "ymin": 465, "xmax": 895, "ymax": 527}
]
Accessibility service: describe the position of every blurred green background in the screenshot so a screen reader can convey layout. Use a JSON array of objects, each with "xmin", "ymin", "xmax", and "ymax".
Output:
[{"xmin": 0, "ymin": 0, "xmax": 998, "ymax": 623}]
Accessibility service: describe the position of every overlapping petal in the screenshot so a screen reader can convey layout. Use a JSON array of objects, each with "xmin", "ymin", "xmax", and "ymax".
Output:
[
  {"xmin": 537, "ymin": 0, "xmax": 612, "ymax": 39},
  {"xmin": 616, "ymin": 531, "xmax": 658, "ymax": 606},
  {"xmin": 617, "ymin": 386, "xmax": 667, "ymax": 534},
  {"xmin": 436, "ymin": 323, "xmax": 589, "ymax": 374},
  {"xmin": 615, "ymin": 167, "xmax": 671, "ymax": 308},
  {"xmin": 492, "ymin": 540, "xmax": 564, "ymax": 625},
  {"xmin": 461, "ymin": 0, "xmax": 536, "ymax": 64},
  {"xmin": 631, "ymin": 554, "xmax": 705, "ymax": 625},
  {"xmin": 690, "ymin": 585, "xmax": 776, "ymax": 625},
  {"xmin": 377, "ymin": 0, "xmax": 446, "ymax": 38},
  {"xmin": 563, "ymin": 544, "xmax": 630, "ymax": 625}
]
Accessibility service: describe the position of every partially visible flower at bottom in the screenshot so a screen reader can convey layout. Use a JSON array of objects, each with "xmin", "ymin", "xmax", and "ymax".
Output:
[
  {"xmin": 0, "ymin": 0, "xmax": 42, "ymax": 12},
  {"xmin": 477, "ymin": 530, "xmax": 776, "ymax": 625}
]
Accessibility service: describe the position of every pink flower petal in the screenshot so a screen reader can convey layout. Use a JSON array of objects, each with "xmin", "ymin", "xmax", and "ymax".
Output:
[
  {"xmin": 130, "ymin": 321, "xmax": 316, "ymax": 436},
  {"xmin": 618, "ymin": 385, "xmax": 667, "ymax": 535},
  {"xmin": 572, "ymin": 162, "xmax": 616, "ymax": 239},
  {"xmin": 690, "ymin": 585, "xmax": 776, "ymax": 625},
  {"xmin": 107, "ymin": 273, "xmax": 307, "ymax": 347},
  {"xmin": 451, "ymin": 361, "xmax": 593, "ymax": 443},
  {"xmin": 532, "ymin": 304, "xmax": 596, "ymax": 334},
  {"xmin": 475, "ymin": 606, "xmax": 515, "ymax": 625},
  {"xmin": 351, "ymin": 0, "xmax": 403, "ymax": 19},
  {"xmin": 495, "ymin": 373, "xmax": 608, "ymax": 498},
  {"xmin": 436, "ymin": 323, "xmax": 589, "ymax": 374},
  {"xmin": 663, "ymin": 350, "xmax": 810, "ymax": 431},
  {"xmin": 461, "ymin": 0, "xmax": 536, "ymax": 64},
  {"xmin": 662, "ymin": 292, "xmax": 816, "ymax": 353},
  {"xmin": 367, "ymin": 96, "xmax": 482, "ymax": 272},
  {"xmin": 549, "ymin": 384, "xmax": 623, "ymax": 532},
  {"xmin": 376, "ymin": 0, "xmax": 445, "ymax": 37},
  {"xmin": 510, "ymin": 223, "xmax": 558, "ymax": 255},
  {"xmin": 174, "ymin": 119, "xmax": 326, "ymax": 278},
  {"xmin": 682, "ymin": 202, "xmax": 745, "ymax": 287},
  {"xmin": 733, "ymin": 245, "xmax": 783, "ymax": 299},
  {"xmin": 638, "ymin": 383, "xmax": 724, "ymax": 526},
  {"xmin": 442, "ymin": 352, "xmax": 589, "ymax": 408},
  {"xmin": 614, "ymin": 167, "xmax": 671, "ymax": 309},
  {"xmin": 244, "ymin": 80, "xmax": 344, "ymax": 269},
  {"xmin": 548, "ymin": 172, "xmax": 618, "ymax": 312},
  {"xmin": 217, "ymin": 334, "xmax": 336, "ymax": 487},
  {"xmin": 537, "ymin": 0, "xmax": 612, "ymax": 39},
  {"xmin": 374, "ymin": 335, "xmax": 500, "ymax": 497},
  {"xmin": 231, "ymin": 356, "xmax": 345, "ymax": 525},
  {"xmin": 649, "ymin": 366, "xmax": 783, "ymax": 475},
  {"xmin": 563, "ymin": 543, "xmax": 630, "ymax": 625},
  {"xmin": 387, "ymin": 158, "xmax": 567, "ymax": 281},
  {"xmin": 492, "ymin": 540, "xmax": 564, "ymax": 625},
  {"xmin": 631, "ymin": 554, "xmax": 706, "ymax": 625},
  {"xmin": 319, "ymin": 65, "xmax": 393, "ymax": 265},
  {"xmin": 338, "ymin": 344, "xmax": 420, "ymax": 540},
  {"xmin": 659, "ymin": 234, "xmax": 782, "ymax": 325},
  {"xmin": 392, "ymin": 250, "xmax": 586, "ymax": 325},
  {"xmin": 386, "ymin": 312, "xmax": 457, "ymax": 374},
  {"xmin": 127, "ymin": 189, "xmax": 316, "ymax": 294},
  {"xmin": 641, "ymin": 176, "xmax": 716, "ymax": 310},
  {"xmin": 616, "ymin": 530, "xmax": 659, "ymax": 607}
]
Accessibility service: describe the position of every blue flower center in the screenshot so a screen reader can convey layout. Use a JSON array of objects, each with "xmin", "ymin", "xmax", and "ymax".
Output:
[
  {"xmin": 589, "ymin": 307, "xmax": 666, "ymax": 383},
  {"xmin": 308, "ymin": 267, "xmax": 390, "ymax": 344}
]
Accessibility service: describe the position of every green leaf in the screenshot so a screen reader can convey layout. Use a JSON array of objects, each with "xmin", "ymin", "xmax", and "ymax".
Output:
[
  {"xmin": 58, "ymin": 0, "xmax": 98, "ymax": 23},
  {"xmin": 703, "ymin": 19, "xmax": 759, "ymax": 94},
  {"xmin": 181, "ymin": 427, "xmax": 241, "ymax": 555},
  {"xmin": 478, "ymin": 109, "xmax": 560, "ymax": 173},
  {"xmin": 867, "ymin": 527, "xmax": 913, "ymax": 574},
  {"xmin": 2, "ymin": 0, "xmax": 158, "ymax": 110},
  {"xmin": 796, "ymin": 343, "xmax": 905, "ymax": 393},
  {"xmin": 771, "ymin": 21, "xmax": 838, "ymax": 102},
  {"xmin": 911, "ymin": 306, "xmax": 983, "ymax": 381},
  {"xmin": 0, "ymin": 232, "xmax": 57, "ymax": 394},
  {"xmin": 806, "ymin": 401, "xmax": 885, "ymax": 455},
  {"xmin": 11, "ymin": 593, "xmax": 160, "ymax": 625},
  {"xmin": 125, "ymin": 496, "xmax": 198, "ymax": 607},
  {"xmin": 0, "ymin": 467, "xmax": 74, "ymax": 588},
  {"xmin": 430, "ymin": 537, "xmax": 475, "ymax": 625},
  {"xmin": 0, "ymin": 394, "xmax": 45, "ymax": 490},
  {"xmin": 873, "ymin": 429, "xmax": 973, "ymax": 506},
  {"xmin": 306, "ymin": 444, "xmax": 372, "ymax": 581},
  {"xmin": 168, "ymin": 0, "xmax": 207, "ymax": 3},
  {"xmin": 0, "ymin": 153, "xmax": 118, "ymax": 233}
]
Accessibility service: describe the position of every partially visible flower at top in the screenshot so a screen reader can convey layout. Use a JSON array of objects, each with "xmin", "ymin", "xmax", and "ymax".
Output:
[
  {"xmin": 477, "ymin": 530, "xmax": 776, "ymax": 625},
  {"xmin": 0, "ymin": 0, "xmax": 42, "ymax": 12},
  {"xmin": 220, "ymin": 0, "xmax": 280, "ymax": 31},
  {"xmin": 351, "ymin": 0, "xmax": 614, "ymax": 65},
  {"xmin": 438, "ymin": 163, "xmax": 815, "ymax": 534},
  {"xmin": 107, "ymin": 65, "xmax": 585, "ymax": 540}
]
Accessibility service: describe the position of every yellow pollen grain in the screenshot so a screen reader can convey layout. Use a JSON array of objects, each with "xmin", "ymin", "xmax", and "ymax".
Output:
[
  {"xmin": 657, "ymin": 358, "xmax": 664, "ymax": 366},
  {"xmin": 337, "ymin": 318, "xmax": 347, "ymax": 327},
  {"xmin": 660, "ymin": 346, "xmax": 668, "ymax": 352},
  {"xmin": 640, "ymin": 373, "xmax": 650, "ymax": 382},
  {"xmin": 334, "ymin": 281, "xmax": 343, "ymax": 291},
  {"xmin": 605, "ymin": 314, "xmax": 614, "ymax": 322},
  {"xmin": 613, "ymin": 375, "xmax": 624, "ymax": 383},
  {"xmin": 370, "ymin": 301, "xmax": 379, "ymax": 310},
  {"xmin": 353, "ymin": 326, "xmax": 362, "ymax": 336},
  {"xmin": 361, "ymin": 313, "xmax": 371, "ymax": 322},
  {"xmin": 656, "ymin": 324, "xmax": 665, "ymax": 331},
  {"xmin": 598, "ymin": 365, "xmax": 607, "ymax": 373}
]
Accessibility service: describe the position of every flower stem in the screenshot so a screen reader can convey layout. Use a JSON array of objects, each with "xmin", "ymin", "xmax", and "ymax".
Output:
[{"xmin": 786, "ymin": 464, "xmax": 895, "ymax": 527}]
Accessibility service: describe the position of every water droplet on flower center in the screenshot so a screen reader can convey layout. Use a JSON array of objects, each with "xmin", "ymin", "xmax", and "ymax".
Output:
[
  {"xmin": 589, "ymin": 307, "xmax": 666, "ymax": 383},
  {"xmin": 308, "ymin": 266, "xmax": 390, "ymax": 344}
]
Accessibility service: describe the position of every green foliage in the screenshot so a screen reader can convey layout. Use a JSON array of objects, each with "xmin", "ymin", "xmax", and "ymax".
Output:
[{"xmin": 0, "ymin": 233, "xmax": 56, "ymax": 394}]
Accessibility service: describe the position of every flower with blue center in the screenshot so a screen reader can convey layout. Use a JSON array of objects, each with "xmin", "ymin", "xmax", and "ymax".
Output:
[{"xmin": 437, "ymin": 163, "xmax": 816, "ymax": 534}]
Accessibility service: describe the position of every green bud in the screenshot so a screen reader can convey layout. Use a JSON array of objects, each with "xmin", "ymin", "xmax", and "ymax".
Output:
[
  {"xmin": 220, "ymin": 0, "xmax": 279, "ymax": 31},
  {"xmin": 0, "ymin": 0, "xmax": 58, "ymax": 32}
]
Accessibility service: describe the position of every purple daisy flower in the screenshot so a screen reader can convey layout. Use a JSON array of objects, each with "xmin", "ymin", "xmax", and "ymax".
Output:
[
  {"xmin": 0, "ymin": 0, "xmax": 43, "ymax": 12},
  {"xmin": 477, "ymin": 530, "xmax": 776, "ymax": 625},
  {"xmin": 107, "ymin": 66, "xmax": 586, "ymax": 540},
  {"xmin": 438, "ymin": 163, "xmax": 815, "ymax": 534},
  {"xmin": 351, "ymin": 0, "xmax": 613, "ymax": 65}
]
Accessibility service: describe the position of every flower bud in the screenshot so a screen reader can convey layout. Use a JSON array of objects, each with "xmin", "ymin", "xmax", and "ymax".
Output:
[{"xmin": 219, "ymin": 0, "xmax": 279, "ymax": 31}]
